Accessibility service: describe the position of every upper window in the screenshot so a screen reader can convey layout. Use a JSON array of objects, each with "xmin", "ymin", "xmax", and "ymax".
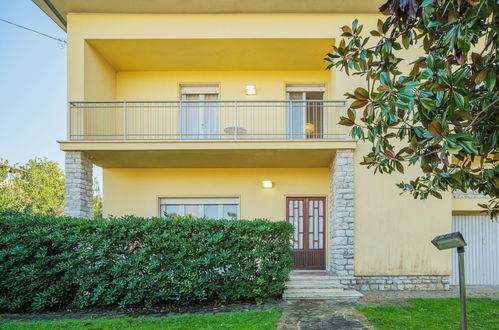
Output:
[{"xmin": 159, "ymin": 197, "xmax": 239, "ymax": 220}]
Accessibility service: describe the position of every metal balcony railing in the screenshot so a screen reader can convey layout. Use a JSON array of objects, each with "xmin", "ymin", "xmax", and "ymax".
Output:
[{"xmin": 68, "ymin": 100, "xmax": 349, "ymax": 141}]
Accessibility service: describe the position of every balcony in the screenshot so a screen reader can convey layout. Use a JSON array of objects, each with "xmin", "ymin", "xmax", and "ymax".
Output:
[{"xmin": 68, "ymin": 100, "xmax": 349, "ymax": 142}]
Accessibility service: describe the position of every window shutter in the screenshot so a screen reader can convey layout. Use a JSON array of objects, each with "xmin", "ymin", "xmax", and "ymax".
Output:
[
  {"xmin": 285, "ymin": 83, "xmax": 325, "ymax": 92},
  {"xmin": 180, "ymin": 84, "xmax": 219, "ymax": 95}
]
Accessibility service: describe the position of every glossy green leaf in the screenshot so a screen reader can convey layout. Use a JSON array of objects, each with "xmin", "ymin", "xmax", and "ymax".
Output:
[
  {"xmin": 420, "ymin": 98, "xmax": 436, "ymax": 110},
  {"xmin": 485, "ymin": 70, "xmax": 496, "ymax": 92},
  {"xmin": 379, "ymin": 72, "xmax": 391, "ymax": 86},
  {"xmin": 452, "ymin": 92, "xmax": 465, "ymax": 109}
]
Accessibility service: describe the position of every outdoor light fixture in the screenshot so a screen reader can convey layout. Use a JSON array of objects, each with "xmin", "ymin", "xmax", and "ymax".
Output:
[
  {"xmin": 261, "ymin": 180, "xmax": 273, "ymax": 188},
  {"xmin": 432, "ymin": 232, "xmax": 468, "ymax": 330},
  {"xmin": 245, "ymin": 85, "xmax": 256, "ymax": 95},
  {"xmin": 431, "ymin": 232, "xmax": 467, "ymax": 250}
]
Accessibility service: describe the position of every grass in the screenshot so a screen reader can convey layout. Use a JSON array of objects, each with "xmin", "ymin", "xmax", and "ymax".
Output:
[
  {"xmin": 0, "ymin": 309, "xmax": 279, "ymax": 330},
  {"xmin": 357, "ymin": 298, "xmax": 499, "ymax": 330}
]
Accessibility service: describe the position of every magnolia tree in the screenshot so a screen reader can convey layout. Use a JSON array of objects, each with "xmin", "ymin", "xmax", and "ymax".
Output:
[{"xmin": 326, "ymin": 0, "xmax": 498, "ymax": 217}]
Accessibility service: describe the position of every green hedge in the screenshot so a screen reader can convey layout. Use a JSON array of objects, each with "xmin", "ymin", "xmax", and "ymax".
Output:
[{"xmin": 0, "ymin": 210, "xmax": 293, "ymax": 311}]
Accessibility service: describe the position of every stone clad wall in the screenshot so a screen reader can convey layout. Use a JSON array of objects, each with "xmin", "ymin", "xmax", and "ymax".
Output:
[
  {"xmin": 65, "ymin": 151, "xmax": 93, "ymax": 218},
  {"xmin": 338, "ymin": 276, "xmax": 450, "ymax": 291},
  {"xmin": 329, "ymin": 150, "xmax": 355, "ymax": 276},
  {"xmin": 452, "ymin": 190, "xmax": 489, "ymax": 199}
]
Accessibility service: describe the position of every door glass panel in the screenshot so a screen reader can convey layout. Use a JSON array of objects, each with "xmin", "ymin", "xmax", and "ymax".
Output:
[
  {"xmin": 287, "ymin": 92, "xmax": 305, "ymax": 139},
  {"xmin": 289, "ymin": 200, "xmax": 297, "ymax": 248},
  {"xmin": 182, "ymin": 94, "xmax": 201, "ymax": 139},
  {"xmin": 203, "ymin": 94, "xmax": 219, "ymax": 139},
  {"xmin": 295, "ymin": 200, "xmax": 304, "ymax": 249},
  {"xmin": 305, "ymin": 91, "xmax": 324, "ymax": 139}
]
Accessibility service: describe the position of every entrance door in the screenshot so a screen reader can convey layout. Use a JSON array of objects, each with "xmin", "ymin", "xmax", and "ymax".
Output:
[{"xmin": 286, "ymin": 197, "xmax": 326, "ymax": 270}]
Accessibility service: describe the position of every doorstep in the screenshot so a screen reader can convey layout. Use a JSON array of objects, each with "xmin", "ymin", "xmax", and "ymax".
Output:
[{"xmin": 284, "ymin": 271, "xmax": 363, "ymax": 300}]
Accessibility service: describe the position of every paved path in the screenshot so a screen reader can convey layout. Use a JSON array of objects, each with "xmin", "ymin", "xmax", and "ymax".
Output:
[
  {"xmin": 276, "ymin": 299, "xmax": 372, "ymax": 330},
  {"xmin": 275, "ymin": 285, "xmax": 499, "ymax": 329}
]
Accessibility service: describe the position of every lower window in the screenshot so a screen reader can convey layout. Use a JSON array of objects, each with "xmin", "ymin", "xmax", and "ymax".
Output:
[{"xmin": 159, "ymin": 197, "xmax": 239, "ymax": 220}]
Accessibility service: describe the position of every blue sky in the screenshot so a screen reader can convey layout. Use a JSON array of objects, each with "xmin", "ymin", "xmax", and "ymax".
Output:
[{"xmin": 0, "ymin": 0, "xmax": 102, "ymax": 184}]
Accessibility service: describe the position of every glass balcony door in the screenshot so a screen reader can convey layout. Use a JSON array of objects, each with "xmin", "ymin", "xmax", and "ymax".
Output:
[
  {"xmin": 180, "ymin": 87, "xmax": 219, "ymax": 139},
  {"xmin": 286, "ymin": 89, "xmax": 324, "ymax": 140}
]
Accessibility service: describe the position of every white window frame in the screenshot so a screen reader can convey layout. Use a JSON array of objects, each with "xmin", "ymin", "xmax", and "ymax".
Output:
[{"xmin": 159, "ymin": 197, "xmax": 240, "ymax": 220}]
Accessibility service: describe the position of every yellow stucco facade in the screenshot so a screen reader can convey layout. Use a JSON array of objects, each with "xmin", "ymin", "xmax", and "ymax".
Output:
[{"xmin": 50, "ymin": 8, "xmax": 482, "ymax": 278}]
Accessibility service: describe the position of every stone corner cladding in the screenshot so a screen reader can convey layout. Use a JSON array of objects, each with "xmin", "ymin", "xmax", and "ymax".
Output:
[
  {"xmin": 338, "ymin": 276, "xmax": 451, "ymax": 291},
  {"xmin": 64, "ymin": 151, "xmax": 93, "ymax": 219},
  {"xmin": 329, "ymin": 149, "xmax": 355, "ymax": 276}
]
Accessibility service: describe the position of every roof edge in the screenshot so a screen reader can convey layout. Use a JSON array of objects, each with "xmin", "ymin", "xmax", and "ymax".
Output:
[{"xmin": 32, "ymin": 0, "xmax": 67, "ymax": 31}]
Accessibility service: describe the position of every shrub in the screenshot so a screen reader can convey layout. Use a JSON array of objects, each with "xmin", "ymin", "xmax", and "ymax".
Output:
[{"xmin": 0, "ymin": 210, "xmax": 293, "ymax": 311}]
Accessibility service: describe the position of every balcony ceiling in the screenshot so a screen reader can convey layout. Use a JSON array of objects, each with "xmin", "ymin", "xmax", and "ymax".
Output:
[
  {"xmin": 33, "ymin": 0, "xmax": 384, "ymax": 30},
  {"xmin": 88, "ymin": 38, "xmax": 334, "ymax": 71}
]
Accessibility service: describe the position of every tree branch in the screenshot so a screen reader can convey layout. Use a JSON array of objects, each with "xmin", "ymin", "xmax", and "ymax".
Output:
[{"xmin": 466, "ymin": 98, "xmax": 499, "ymax": 130}]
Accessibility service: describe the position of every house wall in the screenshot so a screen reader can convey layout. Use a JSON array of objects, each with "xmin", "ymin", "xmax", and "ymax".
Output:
[
  {"xmin": 84, "ymin": 42, "xmax": 116, "ymax": 100},
  {"xmin": 66, "ymin": 13, "xmax": 384, "ymax": 101},
  {"xmin": 354, "ymin": 142, "xmax": 452, "ymax": 276},
  {"xmin": 116, "ymin": 71, "xmax": 331, "ymax": 100},
  {"xmin": 103, "ymin": 167, "xmax": 330, "ymax": 220},
  {"xmin": 67, "ymin": 13, "xmax": 454, "ymax": 277},
  {"xmin": 72, "ymin": 43, "xmax": 117, "ymax": 140}
]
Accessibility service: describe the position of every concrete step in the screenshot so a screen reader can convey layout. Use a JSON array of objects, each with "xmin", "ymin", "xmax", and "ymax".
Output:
[
  {"xmin": 285, "ymin": 282, "xmax": 344, "ymax": 289},
  {"xmin": 283, "ymin": 290, "xmax": 363, "ymax": 300},
  {"xmin": 284, "ymin": 288, "xmax": 344, "ymax": 295},
  {"xmin": 289, "ymin": 276, "xmax": 342, "ymax": 282}
]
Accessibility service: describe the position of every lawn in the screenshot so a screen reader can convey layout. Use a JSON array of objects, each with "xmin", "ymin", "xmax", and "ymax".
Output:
[
  {"xmin": 0, "ymin": 310, "xmax": 279, "ymax": 330},
  {"xmin": 357, "ymin": 298, "xmax": 499, "ymax": 330}
]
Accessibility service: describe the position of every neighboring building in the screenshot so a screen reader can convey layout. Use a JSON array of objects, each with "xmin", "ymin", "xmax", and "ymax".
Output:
[{"xmin": 34, "ymin": 0, "xmax": 498, "ymax": 293}]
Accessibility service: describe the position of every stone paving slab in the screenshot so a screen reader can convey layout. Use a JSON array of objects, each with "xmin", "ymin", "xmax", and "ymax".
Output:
[
  {"xmin": 275, "ymin": 285, "xmax": 499, "ymax": 329},
  {"xmin": 276, "ymin": 299, "xmax": 372, "ymax": 330}
]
